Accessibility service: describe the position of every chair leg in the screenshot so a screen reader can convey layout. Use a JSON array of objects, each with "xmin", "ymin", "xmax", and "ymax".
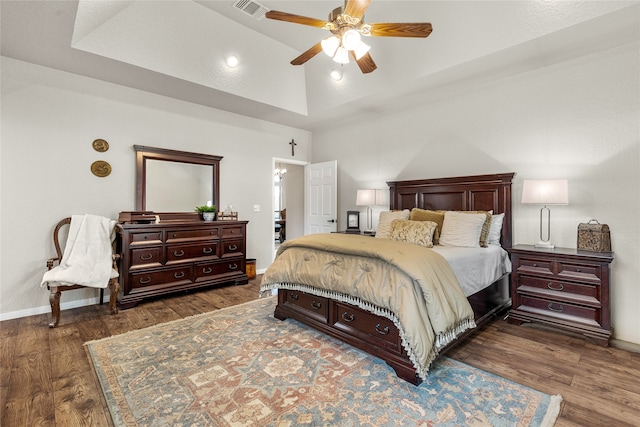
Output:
[
  {"xmin": 108, "ymin": 280, "xmax": 119, "ymax": 315},
  {"xmin": 49, "ymin": 287, "xmax": 61, "ymax": 328}
]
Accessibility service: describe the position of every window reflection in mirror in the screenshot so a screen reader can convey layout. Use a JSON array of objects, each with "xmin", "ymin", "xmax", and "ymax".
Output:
[{"xmin": 145, "ymin": 160, "xmax": 213, "ymax": 212}]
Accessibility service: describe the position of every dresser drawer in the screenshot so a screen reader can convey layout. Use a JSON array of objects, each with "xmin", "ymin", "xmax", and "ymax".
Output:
[
  {"xmin": 282, "ymin": 290, "xmax": 328, "ymax": 323},
  {"xmin": 221, "ymin": 239, "xmax": 244, "ymax": 258},
  {"xmin": 515, "ymin": 257, "xmax": 553, "ymax": 276},
  {"xmin": 166, "ymin": 228, "xmax": 218, "ymax": 242},
  {"xmin": 333, "ymin": 302, "xmax": 401, "ymax": 354},
  {"xmin": 220, "ymin": 226, "xmax": 244, "ymax": 239},
  {"xmin": 517, "ymin": 275, "xmax": 600, "ymax": 305},
  {"xmin": 130, "ymin": 247, "xmax": 163, "ymax": 269},
  {"xmin": 129, "ymin": 231, "xmax": 163, "ymax": 246},
  {"xmin": 518, "ymin": 295, "xmax": 601, "ymax": 327},
  {"xmin": 166, "ymin": 242, "xmax": 219, "ymax": 263},
  {"xmin": 195, "ymin": 259, "xmax": 244, "ymax": 279},
  {"xmin": 129, "ymin": 266, "xmax": 192, "ymax": 289},
  {"xmin": 557, "ymin": 261, "xmax": 601, "ymax": 283}
]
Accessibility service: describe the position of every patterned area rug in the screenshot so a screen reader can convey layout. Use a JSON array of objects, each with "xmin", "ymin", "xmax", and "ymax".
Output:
[{"xmin": 86, "ymin": 297, "xmax": 562, "ymax": 426}]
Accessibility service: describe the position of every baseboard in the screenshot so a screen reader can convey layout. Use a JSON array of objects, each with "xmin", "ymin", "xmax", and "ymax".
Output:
[{"xmin": 0, "ymin": 293, "xmax": 108, "ymax": 322}]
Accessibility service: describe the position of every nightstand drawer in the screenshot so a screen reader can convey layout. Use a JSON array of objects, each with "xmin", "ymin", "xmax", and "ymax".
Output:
[
  {"xmin": 518, "ymin": 295, "xmax": 601, "ymax": 327},
  {"xmin": 516, "ymin": 258, "xmax": 553, "ymax": 275},
  {"xmin": 517, "ymin": 275, "xmax": 599, "ymax": 304},
  {"xmin": 557, "ymin": 262, "xmax": 601, "ymax": 283}
]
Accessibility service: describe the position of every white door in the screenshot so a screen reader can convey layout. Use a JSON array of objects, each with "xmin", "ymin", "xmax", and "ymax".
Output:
[{"xmin": 305, "ymin": 160, "xmax": 338, "ymax": 234}]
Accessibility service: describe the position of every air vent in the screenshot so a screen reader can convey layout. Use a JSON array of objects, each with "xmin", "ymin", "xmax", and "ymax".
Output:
[{"xmin": 232, "ymin": 0, "xmax": 269, "ymax": 20}]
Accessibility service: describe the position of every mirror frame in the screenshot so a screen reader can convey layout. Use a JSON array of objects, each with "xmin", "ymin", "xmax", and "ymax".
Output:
[{"xmin": 134, "ymin": 145, "xmax": 222, "ymax": 213}]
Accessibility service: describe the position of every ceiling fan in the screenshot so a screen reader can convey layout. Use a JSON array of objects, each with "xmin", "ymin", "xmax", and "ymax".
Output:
[{"xmin": 265, "ymin": 0, "xmax": 433, "ymax": 74}]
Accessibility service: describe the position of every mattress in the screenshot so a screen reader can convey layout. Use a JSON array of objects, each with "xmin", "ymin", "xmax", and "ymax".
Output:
[{"xmin": 431, "ymin": 245, "xmax": 512, "ymax": 296}]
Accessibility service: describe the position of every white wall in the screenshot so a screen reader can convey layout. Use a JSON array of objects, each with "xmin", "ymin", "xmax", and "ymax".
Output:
[
  {"xmin": 0, "ymin": 57, "xmax": 311, "ymax": 319},
  {"xmin": 312, "ymin": 42, "xmax": 640, "ymax": 345}
]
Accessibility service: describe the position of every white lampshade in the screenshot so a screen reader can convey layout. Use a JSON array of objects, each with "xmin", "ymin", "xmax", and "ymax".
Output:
[
  {"xmin": 321, "ymin": 36, "xmax": 340, "ymax": 57},
  {"xmin": 356, "ymin": 189, "xmax": 376, "ymax": 206},
  {"xmin": 521, "ymin": 180, "xmax": 569, "ymax": 205},
  {"xmin": 342, "ymin": 29, "xmax": 361, "ymax": 50},
  {"xmin": 353, "ymin": 41, "xmax": 371, "ymax": 60},
  {"xmin": 333, "ymin": 46, "xmax": 350, "ymax": 64}
]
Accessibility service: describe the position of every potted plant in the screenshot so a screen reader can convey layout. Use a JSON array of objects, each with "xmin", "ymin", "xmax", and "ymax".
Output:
[{"xmin": 195, "ymin": 205, "xmax": 217, "ymax": 221}]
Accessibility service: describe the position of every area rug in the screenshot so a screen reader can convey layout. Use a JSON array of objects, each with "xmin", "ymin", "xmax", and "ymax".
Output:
[{"xmin": 86, "ymin": 297, "xmax": 562, "ymax": 426}]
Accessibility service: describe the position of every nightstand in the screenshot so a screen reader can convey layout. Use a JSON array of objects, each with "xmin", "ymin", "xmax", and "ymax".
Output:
[{"xmin": 507, "ymin": 245, "xmax": 614, "ymax": 346}]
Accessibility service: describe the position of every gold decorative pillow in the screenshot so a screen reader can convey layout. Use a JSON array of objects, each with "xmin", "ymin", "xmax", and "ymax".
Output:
[
  {"xmin": 389, "ymin": 219, "xmax": 437, "ymax": 248},
  {"xmin": 409, "ymin": 208, "xmax": 445, "ymax": 244}
]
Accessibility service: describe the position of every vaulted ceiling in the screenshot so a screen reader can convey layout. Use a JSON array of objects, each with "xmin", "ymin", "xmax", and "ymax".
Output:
[{"xmin": 2, "ymin": 1, "xmax": 638, "ymax": 131}]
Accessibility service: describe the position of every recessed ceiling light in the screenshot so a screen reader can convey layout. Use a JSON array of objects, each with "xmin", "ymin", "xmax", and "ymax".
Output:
[
  {"xmin": 330, "ymin": 68, "xmax": 343, "ymax": 81},
  {"xmin": 226, "ymin": 55, "xmax": 239, "ymax": 68}
]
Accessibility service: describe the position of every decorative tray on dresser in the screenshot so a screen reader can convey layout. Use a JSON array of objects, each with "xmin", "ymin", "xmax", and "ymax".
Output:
[
  {"xmin": 507, "ymin": 245, "xmax": 614, "ymax": 346},
  {"xmin": 117, "ymin": 214, "xmax": 248, "ymax": 309}
]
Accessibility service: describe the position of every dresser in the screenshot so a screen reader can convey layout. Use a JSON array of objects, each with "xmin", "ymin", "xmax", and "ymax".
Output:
[
  {"xmin": 507, "ymin": 245, "xmax": 614, "ymax": 346},
  {"xmin": 117, "ymin": 219, "xmax": 248, "ymax": 309}
]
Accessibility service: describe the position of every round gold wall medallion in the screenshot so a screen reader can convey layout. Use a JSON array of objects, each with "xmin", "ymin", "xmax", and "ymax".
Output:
[
  {"xmin": 91, "ymin": 160, "xmax": 112, "ymax": 177},
  {"xmin": 92, "ymin": 139, "xmax": 109, "ymax": 152}
]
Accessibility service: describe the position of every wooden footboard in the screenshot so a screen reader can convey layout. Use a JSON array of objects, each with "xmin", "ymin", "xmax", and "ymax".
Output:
[{"xmin": 273, "ymin": 275, "xmax": 511, "ymax": 385}]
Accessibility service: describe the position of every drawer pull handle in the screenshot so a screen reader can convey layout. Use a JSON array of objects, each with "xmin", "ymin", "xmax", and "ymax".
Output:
[
  {"xmin": 202, "ymin": 247, "xmax": 213, "ymax": 254},
  {"xmin": 342, "ymin": 312, "xmax": 355, "ymax": 322},
  {"xmin": 202, "ymin": 267, "xmax": 212, "ymax": 274},
  {"xmin": 576, "ymin": 268, "xmax": 581, "ymax": 272},
  {"xmin": 229, "ymin": 263, "xmax": 238, "ymax": 270},
  {"xmin": 532, "ymin": 263, "xmax": 537, "ymax": 267},
  {"xmin": 140, "ymin": 253, "xmax": 153, "ymax": 260},
  {"xmin": 210, "ymin": 231, "xmax": 215, "ymax": 235},
  {"xmin": 174, "ymin": 271, "xmax": 185, "ymax": 279},
  {"xmin": 173, "ymin": 250, "xmax": 184, "ymax": 257},
  {"xmin": 289, "ymin": 293, "xmax": 299, "ymax": 301},
  {"xmin": 139, "ymin": 276, "xmax": 151, "ymax": 284},
  {"xmin": 173, "ymin": 233, "xmax": 177, "ymax": 237},
  {"xmin": 547, "ymin": 283, "xmax": 564, "ymax": 291},
  {"xmin": 228, "ymin": 245, "xmax": 238, "ymax": 251},
  {"xmin": 311, "ymin": 301, "xmax": 322, "ymax": 310},
  {"xmin": 375, "ymin": 323, "xmax": 390, "ymax": 335},
  {"xmin": 547, "ymin": 303, "xmax": 564, "ymax": 312}
]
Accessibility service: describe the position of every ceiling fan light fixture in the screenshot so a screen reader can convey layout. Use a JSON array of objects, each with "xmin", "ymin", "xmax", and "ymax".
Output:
[
  {"xmin": 330, "ymin": 68, "xmax": 343, "ymax": 81},
  {"xmin": 333, "ymin": 46, "xmax": 350, "ymax": 64},
  {"xmin": 353, "ymin": 41, "xmax": 370, "ymax": 60},
  {"xmin": 321, "ymin": 36, "xmax": 340, "ymax": 57},
  {"xmin": 342, "ymin": 29, "xmax": 361, "ymax": 50}
]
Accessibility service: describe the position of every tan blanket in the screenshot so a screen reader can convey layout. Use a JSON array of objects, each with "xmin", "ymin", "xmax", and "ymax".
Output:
[{"xmin": 260, "ymin": 233, "xmax": 475, "ymax": 379}]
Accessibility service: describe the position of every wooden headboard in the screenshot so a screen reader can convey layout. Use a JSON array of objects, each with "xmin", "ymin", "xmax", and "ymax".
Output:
[{"xmin": 387, "ymin": 173, "xmax": 515, "ymax": 248}]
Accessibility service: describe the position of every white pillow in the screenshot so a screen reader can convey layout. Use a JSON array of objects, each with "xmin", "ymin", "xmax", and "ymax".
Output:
[
  {"xmin": 375, "ymin": 210, "xmax": 410, "ymax": 239},
  {"xmin": 439, "ymin": 211, "xmax": 486, "ymax": 248},
  {"xmin": 488, "ymin": 213, "xmax": 505, "ymax": 246}
]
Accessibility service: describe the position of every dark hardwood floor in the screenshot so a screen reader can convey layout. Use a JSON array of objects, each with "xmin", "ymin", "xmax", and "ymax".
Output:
[{"xmin": 2, "ymin": 276, "xmax": 639, "ymax": 426}]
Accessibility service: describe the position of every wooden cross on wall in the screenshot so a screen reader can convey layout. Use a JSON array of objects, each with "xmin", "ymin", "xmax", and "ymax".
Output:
[{"xmin": 289, "ymin": 139, "xmax": 297, "ymax": 156}]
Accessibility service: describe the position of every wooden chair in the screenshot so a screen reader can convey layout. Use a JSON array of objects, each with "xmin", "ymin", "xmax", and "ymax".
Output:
[{"xmin": 45, "ymin": 217, "xmax": 121, "ymax": 328}]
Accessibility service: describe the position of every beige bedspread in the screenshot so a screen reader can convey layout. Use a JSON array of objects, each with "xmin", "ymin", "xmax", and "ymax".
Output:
[{"xmin": 260, "ymin": 233, "xmax": 475, "ymax": 379}]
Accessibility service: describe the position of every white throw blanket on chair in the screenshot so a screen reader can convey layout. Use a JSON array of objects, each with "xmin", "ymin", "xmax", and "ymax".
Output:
[{"xmin": 41, "ymin": 214, "xmax": 119, "ymax": 289}]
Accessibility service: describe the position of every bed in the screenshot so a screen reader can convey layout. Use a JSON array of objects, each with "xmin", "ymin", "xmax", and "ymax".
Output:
[{"xmin": 260, "ymin": 173, "xmax": 515, "ymax": 385}]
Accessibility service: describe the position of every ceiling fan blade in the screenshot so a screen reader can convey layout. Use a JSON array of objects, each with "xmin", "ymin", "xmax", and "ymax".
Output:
[
  {"xmin": 344, "ymin": 0, "xmax": 371, "ymax": 20},
  {"xmin": 368, "ymin": 22, "xmax": 433, "ymax": 38},
  {"xmin": 265, "ymin": 10, "xmax": 329, "ymax": 29},
  {"xmin": 291, "ymin": 42, "xmax": 324, "ymax": 65},
  {"xmin": 351, "ymin": 51, "xmax": 377, "ymax": 74}
]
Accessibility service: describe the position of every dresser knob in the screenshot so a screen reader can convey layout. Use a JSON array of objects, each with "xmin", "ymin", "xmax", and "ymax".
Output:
[
  {"xmin": 311, "ymin": 301, "xmax": 322, "ymax": 310},
  {"xmin": 547, "ymin": 303, "xmax": 564, "ymax": 312},
  {"xmin": 532, "ymin": 263, "xmax": 537, "ymax": 267},
  {"xmin": 375, "ymin": 323, "xmax": 390, "ymax": 335},
  {"xmin": 547, "ymin": 282, "xmax": 564, "ymax": 291},
  {"xmin": 342, "ymin": 312, "xmax": 355, "ymax": 322},
  {"xmin": 576, "ymin": 268, "xmax": 581, "ymax": 272}
]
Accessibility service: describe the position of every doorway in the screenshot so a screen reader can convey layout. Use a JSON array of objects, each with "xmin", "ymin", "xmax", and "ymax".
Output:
[{"xmin": 273, "ymin": 159, "xmax": 306, "ymax": 257}]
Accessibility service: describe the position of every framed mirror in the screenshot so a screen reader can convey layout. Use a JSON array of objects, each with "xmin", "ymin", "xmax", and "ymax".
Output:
[{"xmin": 134, "ymin": 145, "xmax": 222, "ymax": 216}]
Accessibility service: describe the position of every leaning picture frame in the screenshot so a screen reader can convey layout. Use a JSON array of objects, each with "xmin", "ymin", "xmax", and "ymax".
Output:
[{"xmin": 346, "ymin": 210, "xmax": 360, "ymax": 233}]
